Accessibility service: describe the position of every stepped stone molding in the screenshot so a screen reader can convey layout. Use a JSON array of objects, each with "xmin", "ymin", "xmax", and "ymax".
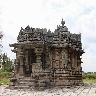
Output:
[{"xmin": 10, "ymin": 19, "xmax": 84, "ymax": 89}]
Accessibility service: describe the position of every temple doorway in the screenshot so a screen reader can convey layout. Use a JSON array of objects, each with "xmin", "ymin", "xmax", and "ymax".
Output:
[{"xmin": 25, "ymin": 49, "xmax": 36, "ymax": 76}]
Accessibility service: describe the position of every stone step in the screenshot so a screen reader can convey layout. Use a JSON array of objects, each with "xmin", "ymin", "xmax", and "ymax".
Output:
[
  {"xmin": 19, "ymin": 80, "xmax": 34, "ymax": 83},
  {"xmin": 18, "ymin": 78, "xmax": 35, "ymax": 82},
  {"xmin": 19, "ymin": 78, "xmax": 34, "ymax": 80},
  {"xmin": 13, "ymin": 85, "xmax": 31, "ymax": 89},
  {"xmin": 19, "ymin": 82, "xmax": 34, "ymax": 86},
  {"xmin": 15, "ymin": 78, "xmax": 35, "ymax": 87},
  {"xmin": 18, "ymin": 80, "xmax": 34, "ymax": 83}
]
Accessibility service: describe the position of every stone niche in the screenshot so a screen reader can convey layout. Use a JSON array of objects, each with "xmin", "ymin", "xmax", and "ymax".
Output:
[{"xmin": 10, "ymin": 19, "xmax": 84, "ymax": 89}]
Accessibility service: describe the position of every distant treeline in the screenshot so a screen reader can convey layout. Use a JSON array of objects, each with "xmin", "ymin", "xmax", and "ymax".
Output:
[
  {"xmin": 83, "ymin": 72, "xmax": 96, "ymax": 79},
  {"xmin": 0, "ymin": 53, "xmax": 14, "ymax": 79}
]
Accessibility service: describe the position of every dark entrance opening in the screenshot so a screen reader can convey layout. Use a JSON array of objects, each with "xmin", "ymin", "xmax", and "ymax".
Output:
[{"xmin": 25, "ymin": 49, "xmax": 36, "ymax": 76}]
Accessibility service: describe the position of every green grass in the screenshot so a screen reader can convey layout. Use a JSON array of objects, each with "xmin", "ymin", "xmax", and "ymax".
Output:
[
  {"xmin": 0, "ymin": 71, "xmax": 11, "ymax": 78},
  {"xmin": 0, "ymin": 78, "xmax": 10, "ymax": 85},
  {"xmin": 0, "ymin": 69, "xmax": 12, "ymax": 85},
  {"xmin": 83, "ymin": 72, "xmax": 96, "ymax": 84},
  {"xmin": 83, "ymin": 79, "xmax": 96, "ymax": 84}
]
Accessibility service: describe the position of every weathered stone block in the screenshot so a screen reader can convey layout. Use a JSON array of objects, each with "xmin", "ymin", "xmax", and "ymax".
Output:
[{"xmin": 10, "ymin": 19, "xmax": 84, "ymax": 89}]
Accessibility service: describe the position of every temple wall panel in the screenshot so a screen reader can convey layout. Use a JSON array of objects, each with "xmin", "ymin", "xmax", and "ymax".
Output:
[{"xmin": 10, "ymin": 19, "xmax": 84, "ymax": 88}]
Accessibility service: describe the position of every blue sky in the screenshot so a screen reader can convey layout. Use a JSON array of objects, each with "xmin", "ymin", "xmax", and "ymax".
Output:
[{"xmin": 0, "ymin": 0, "xmax": 96, "ymax": 72}]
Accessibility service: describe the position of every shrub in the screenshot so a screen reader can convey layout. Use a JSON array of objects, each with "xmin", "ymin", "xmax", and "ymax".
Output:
[{"xmin": 83, "ymin": 72, "xmax": 96, "ymax": 79}]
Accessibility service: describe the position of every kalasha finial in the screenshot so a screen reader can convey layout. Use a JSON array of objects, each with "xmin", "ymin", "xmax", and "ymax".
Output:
[
  {"xmin": 61, "ymin": 18, "xmax": 65, "ymax": 26},
  {"xmin": 20, "ymin": 27, "xmax": 24, "ymax": 32}
]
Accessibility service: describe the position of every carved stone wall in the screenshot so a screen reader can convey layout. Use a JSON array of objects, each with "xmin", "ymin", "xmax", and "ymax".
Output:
[{"xmin": 10, "ymin": 19, "xmax": 84, "ymax": 88}]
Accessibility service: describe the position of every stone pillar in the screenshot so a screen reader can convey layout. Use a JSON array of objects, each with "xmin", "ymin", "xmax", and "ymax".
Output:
[
  {"xmin": 71, "ymin": 52, "xmax": 75, "ymax": 69},
  {"xmin": 32, "ymin": 47, "xmax": 43, "ymax": 73},
  {"xmin": 35, "ymin": 47, "xmax": 43, "ymax": 64},
  {"xmin": 77, "ymin": 56, "xmax": 82, "ymax": 72},
  {"xmin": 15, "ymin": 57, "xmax": 20, "ymax": 74},
  {"xmin": 62, "ymin": 49, "xmax": 68, "ymax": 69},
  {"xmin": 25, "ymin": 50, "xmax": 29, "ymax": 73},
  {"xmin": 67, "ymin": 51, "xmax": 71, "ymax": 70},
  {"xmin": 49, "ymin": 50, "xmax": 53, "ymax": 69},
  {"xmin": 19, "ymin": 50, "xmax": 24, "ymax": 76},
  {"xmin": 74, "ymin": 53, "xmax": 77, "ymax": 69}
]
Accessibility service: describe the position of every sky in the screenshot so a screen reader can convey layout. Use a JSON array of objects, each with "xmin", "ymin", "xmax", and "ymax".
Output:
[{"xmin": 0, "ymin": 0, "xmax": 96, "ymax": 72}]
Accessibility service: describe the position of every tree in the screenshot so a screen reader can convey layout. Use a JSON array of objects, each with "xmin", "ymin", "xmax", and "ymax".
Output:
[
  {"xmin": 0, "ymin": 32, "xmax": 3, "ymax": 47},
  {"xmin": 2, "ymin": 53, "xmax": 13, "ymax": 72},
  {"xmin": 0, "ymin": 32, "xmax": 3, "ymax": 69}
]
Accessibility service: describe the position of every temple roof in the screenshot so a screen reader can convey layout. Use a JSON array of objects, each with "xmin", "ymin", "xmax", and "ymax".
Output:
[{"xmin": 10, "ymin": 19, "xmax": 83, "ymax": 52}]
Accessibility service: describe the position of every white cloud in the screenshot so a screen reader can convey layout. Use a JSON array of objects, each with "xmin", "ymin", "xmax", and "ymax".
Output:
[{"xmin": 0, "ymin": 0, "xmax": 96, "ymax": 72}]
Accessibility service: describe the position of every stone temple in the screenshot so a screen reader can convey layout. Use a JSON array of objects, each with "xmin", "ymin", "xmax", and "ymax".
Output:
[{"xmin": 10, "ymin": 19, "xmax": 84, "ymax": 89}]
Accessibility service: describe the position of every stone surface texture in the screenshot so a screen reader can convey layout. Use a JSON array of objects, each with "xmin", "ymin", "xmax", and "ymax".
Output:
[
  {"xmin": 10, "ymin": 19, "xmax": 84, "ymax": 89},
  {"xmin": 0, "ymin": 84, "xmax": 96, "ymax": 96}
]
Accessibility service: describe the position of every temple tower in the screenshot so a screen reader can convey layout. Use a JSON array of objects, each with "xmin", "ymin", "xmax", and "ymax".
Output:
[{"xmin": 10, "ymin": 19, "xmax": 84, "ymax": 89}]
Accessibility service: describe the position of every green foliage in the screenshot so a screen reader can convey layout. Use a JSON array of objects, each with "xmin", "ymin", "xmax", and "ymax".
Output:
[
  {"xmin": 0, "ymin": 78, "xmax": 10, "ymax": 85},
  {"xmin": 83, "ymin": 72, "xmax": 96, "ymax": 79},
  {"xmin": 0, "ymin": 69, "xmax": 12, "ymax": 78},
  {"xmin": 1, "ymin": 53, "xmax": 13, "ymax": 72},
  {"xmin": 2, "ymin": 60, "xmax": 12, "ymax": 72},
  {"xmin": 83, "ymin": 72, "xmax": 96, "ymax": 84},
  {"xmin": 0, "ymin": 53, "xmax": 13, "ymax": 85},
  {"xmin": 83, "ymin": 79, "xmax": 96, "ymax": 84},
  {"xmin": 0, "ymin": 33, "xmax": 11, "ymax": 85},
  {"xmin": 0, "ymin": 32, "xmax": 3, "ymax": 54},
  {"xmin": 0, "ymin": 69, "xmax": 12, "ymax": 85}
]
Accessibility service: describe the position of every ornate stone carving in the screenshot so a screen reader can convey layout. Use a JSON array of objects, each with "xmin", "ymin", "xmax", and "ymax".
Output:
[{"xmin": 10, "ymin": 19, "xmax": 84, "ymax": 88}]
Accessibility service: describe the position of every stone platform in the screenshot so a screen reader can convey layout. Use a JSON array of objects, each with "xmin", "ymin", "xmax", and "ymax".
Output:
[{"xmin": 10, "ymin": 19, "xmax": 84, "ymax": 88}]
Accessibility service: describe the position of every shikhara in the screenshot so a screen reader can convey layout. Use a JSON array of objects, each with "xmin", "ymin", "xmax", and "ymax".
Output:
[{"xmin": 10, "ymin": 19, "xmax": 84, "ymax": 89}]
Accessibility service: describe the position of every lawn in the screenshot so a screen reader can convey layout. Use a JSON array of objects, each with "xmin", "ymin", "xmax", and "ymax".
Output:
[
  {"xmin": 0, "ymin": 78, "xmax": 10, "ymax": 85},
  {"xmin": 0, "ymin": 70, "xmax": 11, "ymax": 85},
  {"xmin": 83, "ymin": 72, "xmax": 96, "ymax": 84},
  {"xmin": 83, "ymin": 79, "xmax": 96, "ymax": 84}
]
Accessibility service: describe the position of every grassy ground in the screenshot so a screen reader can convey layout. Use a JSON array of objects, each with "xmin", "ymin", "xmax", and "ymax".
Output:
[
  {"xmin": 0, "ymin": 78, "xmax": 10, "ymax": 85},
  {"xmin": 83, "ymin": 72, "xmax": 96, "ymax": 84},
  {"xmin": 83, "ymin": 79, "xmax": 96, "ymax": 84},
  {"xmin": 0, "ymin": 70, "xmax": 11, "ymax": 85}
]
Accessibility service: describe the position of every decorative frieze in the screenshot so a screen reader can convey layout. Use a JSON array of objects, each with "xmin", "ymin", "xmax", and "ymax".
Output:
[{"xmin": 10, "ymin": 19, "xmax": 84, "ymax": 89}]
